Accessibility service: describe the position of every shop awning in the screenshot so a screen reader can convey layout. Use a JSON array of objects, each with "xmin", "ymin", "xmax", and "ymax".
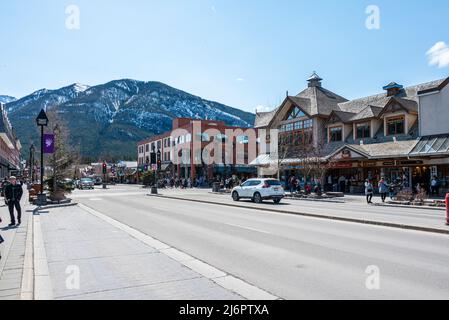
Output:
[
  {"xmin": 250, "ymin": 154, "xmax": 275, "ymax": 166},
  {"xmin": 409, "ymin": 134, "xmax": 449, "ymax": 156},
  {"xmin": 161, "ymin": 163, "xmax": 172, "ymax": 171}
]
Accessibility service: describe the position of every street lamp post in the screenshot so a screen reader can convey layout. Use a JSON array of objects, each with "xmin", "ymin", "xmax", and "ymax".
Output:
[{"xmin": 36, "ymin": 109, "xmax": 49, "ymax": 205}]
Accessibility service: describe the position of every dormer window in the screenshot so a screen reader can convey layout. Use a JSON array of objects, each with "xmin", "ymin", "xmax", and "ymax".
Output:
[
  {"xmin": 356, "ymin": 122, "xmax": 371, "ymax": 139},
  {"xmin": 329, "ymin": 127, "xmax": 343, "ymax": 142},
  {"xmin": 288, "ymin": 107, "xmax": 306, "ymax": 120},
  {"xmin": 386, "ymin": 116, "xmax": 405, "ymax": 135}
]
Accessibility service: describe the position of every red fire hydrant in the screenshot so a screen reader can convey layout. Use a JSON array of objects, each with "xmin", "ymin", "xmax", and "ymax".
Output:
[{"xmin": 446, "ymin": 193, "xmax": 449, "ymax": 226}]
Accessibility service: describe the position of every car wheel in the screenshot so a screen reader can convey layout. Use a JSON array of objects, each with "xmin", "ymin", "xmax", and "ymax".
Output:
[
  {"xmin": 274, "ymin": 199, "xmax": 281, "ymax": 204},
  {"xmin": 232, "ymin": 191, "xmax": 240, "ymax": 202},
  {"xmin": 253, "ymin": 192, "xmax": 263, "ymax": 204}
]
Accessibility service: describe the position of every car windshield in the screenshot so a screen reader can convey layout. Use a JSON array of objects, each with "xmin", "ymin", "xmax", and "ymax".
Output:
[
  {"xmin": 265, "ymin": 180, "xmax": 281, "ymax": 186},
  {"xmin": 81, "ymin": 179, "xmax": 93, "ymax": 182}
]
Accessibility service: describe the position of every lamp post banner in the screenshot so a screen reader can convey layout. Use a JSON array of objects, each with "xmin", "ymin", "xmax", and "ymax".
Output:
[{"xmin": 43, "ymin": 134, "xmax": 55, "ymax": 154}]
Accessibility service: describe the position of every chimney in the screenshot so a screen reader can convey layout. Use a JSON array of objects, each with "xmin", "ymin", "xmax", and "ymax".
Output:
[
  {"xmin": 307, "ymin": 72, "xmax": 323, "ymax": 88},
  {"xmin": 383, "ymin": 82, "xmax": 404, "ymax": 97}
]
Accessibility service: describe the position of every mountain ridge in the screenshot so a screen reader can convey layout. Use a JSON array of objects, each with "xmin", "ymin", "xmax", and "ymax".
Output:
[{"xmin": 6, "ymin": 79, "xmax": 255, "ymax": 161}]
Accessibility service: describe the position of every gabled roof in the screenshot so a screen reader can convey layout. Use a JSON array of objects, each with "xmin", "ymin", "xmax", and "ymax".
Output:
[
  {"xmin": 327, "ymin": 110, "xmax": 357, "ymax": 124},
  {"xmin": 349, "ymin": 105, "xmax": 383, "ymax": 121},
  {"xmin": 254, "ymin": 108, "xmax": 279, "ymax": 128},
  {"xmin": 377, "ymin": 97, "xmax": 418, "ymax": 117}
]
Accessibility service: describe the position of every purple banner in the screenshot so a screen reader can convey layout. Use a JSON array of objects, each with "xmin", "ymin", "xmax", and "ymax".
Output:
[{"xmin": 43, "ymin": 134, "xmax": 55, "ymax": 154}]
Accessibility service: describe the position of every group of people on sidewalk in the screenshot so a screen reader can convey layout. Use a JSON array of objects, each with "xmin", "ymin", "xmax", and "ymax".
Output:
[{"xmin": 364, "ymin": 177, "xmax": 401, "ymax": 204}]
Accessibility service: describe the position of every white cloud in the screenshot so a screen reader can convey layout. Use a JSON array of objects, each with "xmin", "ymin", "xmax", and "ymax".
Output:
[
  {"xmin": 236, "ymin": 78, "xmax": 245, "ymax": 82},
  {"xmin": 426, "ymin": 41, "xmax": 449, "ymax": 68},
  {"xmin": 254, "ymin": 105, "xmax": 270, "ymax": 113},
  {"xmin": 211, "ymin": 6, "xmax": 217, "ymax": 13}
]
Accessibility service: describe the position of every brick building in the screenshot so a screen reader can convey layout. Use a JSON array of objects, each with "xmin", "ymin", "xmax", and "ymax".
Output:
[{"xmin": 138, "ymin": 118, "xmax": 258, "ymax": 180}]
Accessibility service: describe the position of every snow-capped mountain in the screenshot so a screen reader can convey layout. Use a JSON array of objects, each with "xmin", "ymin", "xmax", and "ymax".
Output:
[
  {"xmin": 7, "ymin": 80, "xmax": 255, "ymax": 160},
  {"xmin": 0, "ymin": 95, "xmax": 16, "ymax": 104}
]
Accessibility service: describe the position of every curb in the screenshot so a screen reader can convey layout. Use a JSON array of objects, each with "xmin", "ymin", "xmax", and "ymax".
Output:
[
  {"xmin": 150, "ymin": 194, "xmax": 449, "ymax": 236},
  {"xmin": 374, "ymin": 203, "xmax": 446, "ymax": 211},
  {"xmin": 20, "ymin": 212, "xmax": 34, "ymax": 300},
  {"xmin": 35, "ymin": 202, "xmax": 78, "ymax": 210}
]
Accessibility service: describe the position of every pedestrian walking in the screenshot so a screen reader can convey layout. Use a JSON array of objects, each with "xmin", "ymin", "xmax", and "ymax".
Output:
[
  {"xmin": 365, "ymin": 179, "xmax": 374, "ymax": 204},
  {"xmin": 378, "ymin": 177, "xmax": 389, "ymax": 203},
  {"xmin": 338, "ymin": 175, "xmax": 346, "ymax": 193},
  {"xmin": 4, "ymin": 176, "xmax": 23, "ymax": 226},
  {"xmin": 430, "ymin": 176, "xmax": 439, "ymax": 196}
]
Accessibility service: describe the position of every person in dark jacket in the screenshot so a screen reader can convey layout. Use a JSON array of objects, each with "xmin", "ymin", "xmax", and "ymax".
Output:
[{"xmin": 4, "ymin": 176, "xmax": 23, "ymax": 226}]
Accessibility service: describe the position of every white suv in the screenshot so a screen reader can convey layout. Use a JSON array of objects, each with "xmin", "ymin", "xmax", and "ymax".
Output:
[{"xmin": 232, "ymin": 178, "xmax": 285, "ymax": 204}]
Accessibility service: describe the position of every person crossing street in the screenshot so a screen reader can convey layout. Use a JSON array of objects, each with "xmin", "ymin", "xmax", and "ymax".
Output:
[{"xmin": 4, "ymin": 176, "xmax": 23, "ymax": 227}]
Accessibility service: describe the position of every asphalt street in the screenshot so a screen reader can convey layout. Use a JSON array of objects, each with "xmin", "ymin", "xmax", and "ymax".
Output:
[{"xmin": 72, "ymin": 185, "xmax": 449, "ymax": 300}]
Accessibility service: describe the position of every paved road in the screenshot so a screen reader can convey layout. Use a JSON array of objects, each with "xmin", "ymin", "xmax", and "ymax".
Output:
[{"xmin": 72, "ymin": 186, "xmax": 449, "ymax": 299}]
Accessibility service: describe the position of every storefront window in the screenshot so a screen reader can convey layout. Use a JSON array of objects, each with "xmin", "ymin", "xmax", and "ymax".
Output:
[
  {"xmin": 387, "ymin": 116, "xmax": 405, "ymax": 135},
  {"xmin": 329, "ymin": 127, "xmax": 343, "ymax": 142},
  {"xmin": 356, "ymin": 123, "xmax": 371, "ymax": 139}
]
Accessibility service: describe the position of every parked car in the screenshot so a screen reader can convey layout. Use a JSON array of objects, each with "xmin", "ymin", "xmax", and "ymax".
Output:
[
  {"xmin": 79, "ymin": 178, "xmax": 95, "ymax": 190},
  {"xmin": 94, "ymin": 177, "xmax": 103, "ymax": 185},
  {"xmin": 60, "ymin": 178, "xmax": 75, "ymax": 191},
  {"xmin": 231, "ymin": 178, "xmax": 285, "ymax": 204}
]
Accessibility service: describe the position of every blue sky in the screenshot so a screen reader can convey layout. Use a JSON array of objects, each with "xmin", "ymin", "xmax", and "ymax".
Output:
[{"xmin": 1, "ymin": 0, "xmax": 448, "ymax": 112}]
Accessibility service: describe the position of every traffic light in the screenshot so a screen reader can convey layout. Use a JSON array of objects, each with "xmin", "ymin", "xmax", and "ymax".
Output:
[
  {"xmin": 102, "ymin": 162, "xmax": 107, "ymax": 175},
  {"xmin": 157, "ymin": 159, "xmax": 162, "ymax": 171}
]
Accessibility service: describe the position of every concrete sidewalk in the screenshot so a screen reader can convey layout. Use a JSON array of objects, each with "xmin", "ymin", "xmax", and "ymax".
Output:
[
  {"xmin": 0, "ymin": 198, "xmax": 33, "ymax": 300},
  {"xmin": 31, "ymin": 204, "xmax": 274, "ymax": 300},
  {"xmin": 151, "ymin": 189, "xmax": 449, "ymax": 235}
]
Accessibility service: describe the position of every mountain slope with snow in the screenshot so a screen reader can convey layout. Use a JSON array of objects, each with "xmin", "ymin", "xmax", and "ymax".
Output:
[
  {"xmin": 7, "ymin": 80, "xmax": 254, "ymax": 160},
  {"xmin": 0, "ymin": 95, "xmax": 16, "ymax": 104}
]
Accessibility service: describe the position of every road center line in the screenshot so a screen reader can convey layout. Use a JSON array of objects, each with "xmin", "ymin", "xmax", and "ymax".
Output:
[{"xmin": 225, "ymin": 223, "xmax": 273, "ymax": 235}]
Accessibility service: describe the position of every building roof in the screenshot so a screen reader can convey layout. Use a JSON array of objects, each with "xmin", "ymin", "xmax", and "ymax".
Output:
[
  {"xmin": 349, "ymin": 105, "xmax": 383, "ymax": 121},
  {"xmin": 328, "ymin": 140, "xmax": 419, "ymax": 159},
  {"xmin": 409, "ymin": 134, "xmax": 449, "ymax": 156},
  {"xmin": 295, "ymin": 86, "xmax": 348, "ymax": 116},
  {"xmin": 417, "ymin": 78, "xmax": 449, "ymax": 95},
  {"xmin": 254, "ymin": 108, "xmax": 279, "ymax": 128},
  {"xmin": 338, "ymin": 78, "xmax": 446, "ymax": 114},
  {"xmin": 328, "ymin": 110, "xmax": 358, "ymax": 124},
  {"xmin": 253, "ymin": 76, "xmax": 449, "ymax": 129}
]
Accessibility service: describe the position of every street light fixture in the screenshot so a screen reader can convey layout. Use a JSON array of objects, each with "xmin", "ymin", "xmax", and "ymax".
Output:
[{"xmin": 36, "ymin": 109, "xmax": 49, "ymax": 205}]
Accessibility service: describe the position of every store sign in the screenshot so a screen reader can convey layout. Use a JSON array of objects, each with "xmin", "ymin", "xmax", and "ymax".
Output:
[
  {"xmin": 363, "ymin": 162, "xmax": 377, "ymax": 167},
  {"xmin": 399, "ymin": 160, "xmax": 424, "ymax": 166},
  {"xmin": 330, "ymin": 162, "xmax": 354, "ymax": 168},
  {"xmin": 383, "ymin": 161, "xmax": 396, "ymax": 166},
  {"xmin": 341, "ymin": 149, "xmax": 352, "ymax": 159}
]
